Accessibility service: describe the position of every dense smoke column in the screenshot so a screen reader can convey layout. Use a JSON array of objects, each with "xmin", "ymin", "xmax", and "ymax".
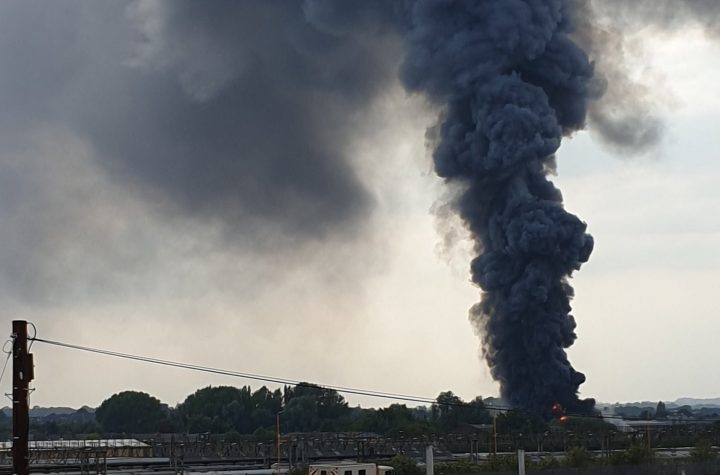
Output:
[{"xmin": 401, "ymin": 0, "xmax": 596, "ymax": 417}]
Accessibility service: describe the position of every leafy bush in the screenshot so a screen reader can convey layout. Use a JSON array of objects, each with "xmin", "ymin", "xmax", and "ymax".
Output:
[
  {"xmin": 485, "ymin": 454, "xmax": 517, "ymax": 472},
  {"xmin": 564, "ymin": 446, "xmax": 594, "ymax": 468},
  {"xmin": 535, "ymin": 456, "xmax": 561, "ymax": 469},
  {"xmin": 251, "ymin": 427, "xmax": 275, "ymax": 442},
  {"xmin": 389, "ymin": 454, "xmax": 422, "ymax": 475},
  {"xmin": 690, "ymin": 440, "xmax": 717, "ymax": 462},
  {"xmin": 434, "ymin": 460, "xmax": 483, "ymax": 475},
  {"xmin": 611, "ymin": 443, "xmax": 654, "ymax": 465}
]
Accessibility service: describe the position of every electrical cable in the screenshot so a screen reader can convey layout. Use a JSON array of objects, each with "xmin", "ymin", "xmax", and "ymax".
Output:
[
  {"xmin": 0, "ymin": 351, "xmax": 11, "ymax": 388},
  {"xmin": 29, "ymin": 336, "xmax": 447, "ymax": 406},
  {"xmin": 27, "ymin": 322, "xmax": 37, "ymax": 351},
  {"xmin": 0, "ymin": 339, "xmax": 12, "ymax": 389},
  {"xmin": 28, "ymin": 335, "xmax": 720, "ymax": 424}
]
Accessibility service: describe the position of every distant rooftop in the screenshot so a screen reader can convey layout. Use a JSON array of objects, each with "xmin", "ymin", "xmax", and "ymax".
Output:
[{"xmin": 0, "ymin": 439, "xmax": 148, "ymax": 450}]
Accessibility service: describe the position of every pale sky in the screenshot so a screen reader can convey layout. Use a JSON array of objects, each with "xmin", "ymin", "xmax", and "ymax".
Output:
[{"xmin": 1, "ymin": 5, "xmax": 719, "ymax": 410}]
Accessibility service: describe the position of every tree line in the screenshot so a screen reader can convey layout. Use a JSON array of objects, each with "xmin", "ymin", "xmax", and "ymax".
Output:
[
  {"xmin": 10, "ymin": 382, "xmax": 719, "ymax": 443},
  {"xmin": 60, "ymin": 384, "xmax": 494, "ymax": 438},
  {"xmin": 2, "ymin": 382, "xmax": 634, "ymax": 439}
]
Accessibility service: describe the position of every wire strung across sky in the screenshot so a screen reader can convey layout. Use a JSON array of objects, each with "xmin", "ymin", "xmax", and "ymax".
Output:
[
  {"xmin": 29, "ymin": 336, "xmax": 465, "ymax": 408},
  {"xmin": 0, "ymin": 345, "xmax": 11, "ymax": 388},
  {"xmin": 28, "ymin": 335, "xmax": 720, "ymax": 424}
]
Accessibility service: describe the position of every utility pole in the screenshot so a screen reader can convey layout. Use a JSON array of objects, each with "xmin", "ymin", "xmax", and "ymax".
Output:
[
  {"xmin": 275, "ymin": 411, "xmax": 284, "ymax": 475},
  {"xmin": 517, "ymin": 448, "xmax": 525, "ymax": 475},
  {"xmin": 425, "ymin": 445, "xmax": 434, "ymax": 475},
  {"xmin": 492, "ymin": 414, "xmax": 497, "ymax": 455},
  {"xmin": 12, "ymin": 320, "xmax": 33, "ymax": 475}
]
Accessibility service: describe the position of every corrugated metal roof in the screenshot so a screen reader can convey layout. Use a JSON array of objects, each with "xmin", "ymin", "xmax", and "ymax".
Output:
[{"xmin": 0, "ymin": 439, "xmax": 149, "ymax": 449}]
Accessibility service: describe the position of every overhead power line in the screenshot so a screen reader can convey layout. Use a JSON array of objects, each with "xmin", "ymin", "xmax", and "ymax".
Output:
[
  {"xmin": 29, "ymin": 336, "xmax": 720, "ymax": 424},
  {"xmin": 29, "ymin": 336, "xmax": 462, "ymax": 407},
  {"xmin": 0, "ymin": 343, "xmax": 11, "ymax": 388}
]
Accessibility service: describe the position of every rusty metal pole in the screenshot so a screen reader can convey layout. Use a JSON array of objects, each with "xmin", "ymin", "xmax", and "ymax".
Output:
[
  {"xmin": 276, "ymin": 412, "xmax": 281, "ymax": 475},
  {"xmin": 493, "ymin": 414, "xmax": 497, "ymax": 455},
  {"xmin": 12, "ymin": 320, "xmax": 32, "ymax": 475}
]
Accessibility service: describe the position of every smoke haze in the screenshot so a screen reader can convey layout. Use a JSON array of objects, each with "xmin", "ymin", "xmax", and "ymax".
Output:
[
  {"xmin": 0, "ymin": 0, "xmax": 406, "ymax": 303},
  {"xmin": 1, "ymin": 0, "xmax": 718, "ymax": 415},
  {"xmin": 572, "ymin": 0, "xmax": 720, "ymax": 154}
]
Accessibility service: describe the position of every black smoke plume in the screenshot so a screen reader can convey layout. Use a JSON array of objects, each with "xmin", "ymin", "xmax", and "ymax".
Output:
[
  {"xmin": 3, "ymin": 0, "xmax": 713, "ymax": 415},
  {"xmin": 400, "ymin": 0, "xmax": 596, "ymax": 417}
]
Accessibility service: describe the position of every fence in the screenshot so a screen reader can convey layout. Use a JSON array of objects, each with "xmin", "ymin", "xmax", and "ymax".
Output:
[{"xmin": 452, "ymin": 461, "xmax": 720, "ymax": 475}]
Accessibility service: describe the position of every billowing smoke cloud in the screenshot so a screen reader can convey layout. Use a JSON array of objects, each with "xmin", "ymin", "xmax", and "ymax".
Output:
[
  {"xmin": 0, "ymin": 0, "xmax": 405, "ymax": 302},
  {"xmin": 3, "ymin": 0, "xmax": 717, "ymax": 415},
  {"xmin": 572, "ymin": 0, "xmax": 720, "ymax": 154},
  {"xmin": 84, "ymin": 0, "xmax": 406, "ymax": 238},
  {"xmin": 397, "ymin": 0, "xmax": 720, "ymax": 417},
  {"xmin": 400, "ymin": 0, "xmax": 596, "ymax": 416},
  {"xmin": 0, "ymin": 0, "xmax": 406, "ymax": 236}
]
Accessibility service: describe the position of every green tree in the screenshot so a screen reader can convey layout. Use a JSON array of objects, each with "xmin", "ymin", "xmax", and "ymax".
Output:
[
  {"xmin": 353, "ymin": 404, "xmax": 431, "ymax": 435},
  {"xmin": 388, "ymin": 454, "xmax": 422, "ymax": 475},
  {"xmin": 178, "ymin": 385, "xmax": 253, "ymax": 433},
  {"xmin": 251, "ymin": 386, "xmax": 282, "ymax": 428},
  {"xmin": 465, "ymin": 397, "xmax": 491, "ymax": 425},
  {"xmin": 655, "ymin": 401, "xmax": 667, "ymax": 420},
  {"xmin": 283, "ymin": 383, "xmax": 349, "ymax": 432},
  {"xmin": 564, "ymin": 447, "xmax": 594, "ymax": 468},
  {"xmin": 690, "ymin": 440, "xmax": 717, "ymax": 462},
  {"xmin": 496, "ymin": 410, "xmax": 547, "ymax": 435},
  {"xmin": 252, "ymin": 426, "xmax": 275, "ymax": 442},
  {"xmin": 432, "ymin": 391, "xmax": 464, "ymax": 431},
  {"xmin": 431, "ymin": 393, "xmax": 491, "ymax": 432},
  {"xmin": 96, "ymin": 391, "xmax": 169, "ymax": 434},
  {"xmin": 613, "ymin": 443, "xmax": 654, "ymax": 465},
  {"xmin": 677, "ymin": 405, "xmax": 694, "ymax": 417}
]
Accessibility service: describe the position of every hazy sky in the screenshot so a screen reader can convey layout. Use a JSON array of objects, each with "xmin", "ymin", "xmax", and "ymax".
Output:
[{"xmin": 1, "ymin": 2, "xmax": 719, "ymax": 410}]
